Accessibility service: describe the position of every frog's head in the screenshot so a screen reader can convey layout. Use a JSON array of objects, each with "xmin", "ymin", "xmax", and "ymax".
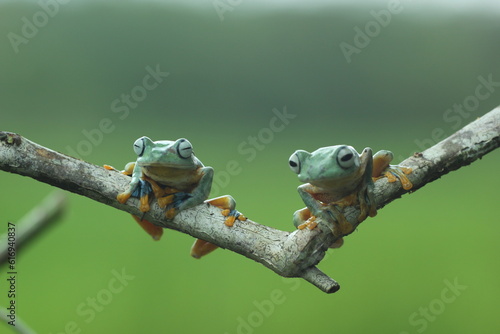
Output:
[
  {"xmin": 133, "ymin": 136, "xmax": 200, "ymax": 169},
  {"xmin": 288, "ymin": 145, "xmax": 370, "ymax": 188}
]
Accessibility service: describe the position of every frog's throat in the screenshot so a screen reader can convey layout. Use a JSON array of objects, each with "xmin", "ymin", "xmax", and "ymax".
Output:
[{"xmin": 138, "ymin": 162, "xmax": 198, "ymax": 169}]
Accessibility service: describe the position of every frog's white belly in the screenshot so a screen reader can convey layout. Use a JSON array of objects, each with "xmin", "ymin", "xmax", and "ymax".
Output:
[{"xmin": 141, "ymin": 166, "xmax": 203, "ymax": 192}]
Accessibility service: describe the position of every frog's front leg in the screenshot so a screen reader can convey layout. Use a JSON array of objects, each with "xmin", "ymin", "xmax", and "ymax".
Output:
[
  {"xmin": 107, "ymin": 163, "xmax": 163, "ymax": 240},
  {"xmin": 162, "ymin": 166, "xmax": 214, "ymax": 220},
  {"xmin": 293, "ymin": 206, "xmax": 345, "ymax": 248},
  {"xmin": 372, "ymin": 150, "xmax": 413, "ymax": 190},
  {"xmin": 297, "ymin": 185, "xmax": 348, "ymax": 236},
  {"xmin": 115, "ymin": 163, "xmax": 153, "ymax": 212}
]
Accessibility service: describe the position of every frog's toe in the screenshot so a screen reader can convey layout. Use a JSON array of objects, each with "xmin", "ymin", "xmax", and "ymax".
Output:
[
  {"xmin": 385, "ymin": 166, "xmax": 413, "ymax": 190},
  {"xmin": 117, "ymin": 192, "xmax": 131, "ymax": 204},
  {"xmin": 139, "ymin": 194, "xmax": 150, "ymax": 212},
  {"xmin": 223, "ymin": 209, "xmax": 245, "ymax": 227},
  {"xmin": 165, "ymin": 207, "xmax": 177, "ymax": 220},
  {"xmin": 171, "ymin": 192, "xmax": 193, "ymax": 209},
  {"xmin": 157, "ymin": 194, "xmax": 174, "ymax": 209},
  {"xmin": 297, "ymin": 216, "xmax": 318, "ymax": 230}
]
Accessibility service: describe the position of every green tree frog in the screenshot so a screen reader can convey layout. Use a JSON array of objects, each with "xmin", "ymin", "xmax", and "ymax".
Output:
[
  {"xmin": 288, "ymin": 145, "xmax": 412, "ymax": 248},
  {"xmin": 105, "ymin": 136, "xmax": 246, "ymax": 258}
]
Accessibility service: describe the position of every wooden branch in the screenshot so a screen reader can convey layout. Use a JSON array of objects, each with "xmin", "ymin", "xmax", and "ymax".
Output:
[{"xmin": 0, "ymin": 107, "xmax": 498, "ymax": 293}]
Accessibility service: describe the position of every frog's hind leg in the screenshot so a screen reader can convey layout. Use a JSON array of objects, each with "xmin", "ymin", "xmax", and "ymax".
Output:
[
  {"xmin": 131, "ymin": 215, "xmax": 163, "ymax": 241},
  {"xmin": 190, "ymin": 239, "xmax": 219, "ymax": 259},
  {"xmin": 206, "ymin": 195, "xmax": 247, "ymax": 227},
  {"xmin": 190, "ymin": 196, "xmax": 246, "ymax": 259}
]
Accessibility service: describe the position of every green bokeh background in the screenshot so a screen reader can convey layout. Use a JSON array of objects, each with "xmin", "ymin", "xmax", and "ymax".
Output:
[{"xmin": 1, "ymin": 1, "xmax": 500, "ymax": 333}]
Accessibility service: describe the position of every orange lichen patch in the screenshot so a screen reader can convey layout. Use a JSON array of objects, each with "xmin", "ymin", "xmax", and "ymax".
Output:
[{"xmin": 36, "ymin": 148, "xmax": 58, "ymax": 160}]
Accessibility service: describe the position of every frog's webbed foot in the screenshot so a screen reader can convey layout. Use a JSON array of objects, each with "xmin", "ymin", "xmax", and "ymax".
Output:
[
  {"xmin": 324, "ymin": 205, "xmax": 350, "ymax": 235},
  {"xmin": 131, "ymin": 215, "xmax": 163, "ymax": 241},
  {"xmin": 206, "ymin": 195, "xmax": 247, "ymax": 227},
  {"xmin": 164, "ymin": 192, "xmax": 192, "ymax": 220},
  {"xmin": 383, "ymin": 165, "xmax": 413, "ymax": 190},
  {"xmin": 116, "ymin": 178, "xmax": 153, "ymax": 214},
  {"xmin": 293, "ymin": 208, "xmax": 318, "ymax": 230},
  {"xmin": 129, "ymin": 179, "xmax": 154, "ymax": 212},
  {"xmin": 190, "ymin": 239, "xmax": 219, "ymax": 259}
]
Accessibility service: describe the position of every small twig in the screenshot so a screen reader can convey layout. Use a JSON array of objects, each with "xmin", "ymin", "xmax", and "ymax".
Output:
[
  {"xmin": 0, "ymin": 191, "xmax": 67, "ymax": 264},
  {"xmin": 0, "ymin": 107, "xmax": 498, "ymax": 293}
]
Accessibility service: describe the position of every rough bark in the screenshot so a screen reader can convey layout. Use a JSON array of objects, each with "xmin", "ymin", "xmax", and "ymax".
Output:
[{"xmin": 0, "ymin": 107, "xmax": 498, "ymax": 293}]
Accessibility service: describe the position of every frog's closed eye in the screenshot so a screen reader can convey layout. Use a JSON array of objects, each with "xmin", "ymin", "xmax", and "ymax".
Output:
[
  {"xmin": 289, "ymin": 153, "xmax": 301, "ymax": 174},
  {"xmin": 337, "ymin": 146, "xmax": 355, "ymax": 169},
  {"xmin": 133, "ymin": 137, "xmax": 146, "ymax": 157},
  {"xmin": 177, "ymin": 139, "xmax": 193, "ymax": 159}
]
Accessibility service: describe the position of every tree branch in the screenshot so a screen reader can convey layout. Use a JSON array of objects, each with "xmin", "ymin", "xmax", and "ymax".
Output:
[
  {"xmin": 0, "ymin": 191, "xmax": 67, "ymax": 264},
  {"xmin": 0, "ymin": 107, "xmax": 498, "ymax": 293}
]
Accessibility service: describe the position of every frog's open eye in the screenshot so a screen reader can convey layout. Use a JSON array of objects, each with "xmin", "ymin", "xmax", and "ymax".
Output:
[
  {"xmin": 177, "ymin": 139, "xmax": 193, "ymax": 159},
  {"xmin": 337, "ymin": 146, "xmax": 355, "ymax": 169},
  {"xmin": 133, "ymin": 137, "xmax": 146, "ymax": 157},
  {"xmin": 288, "ymin": 153, "xmax": 301, "ymax": 174}
]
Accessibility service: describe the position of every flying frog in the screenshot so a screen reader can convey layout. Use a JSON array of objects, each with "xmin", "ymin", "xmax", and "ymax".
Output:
[
  {"xmin": 104, "ymin": 136, "xmax": 246, "ymax": 258},
  {"xmin": 288, "ymin": 145, "xmax": 412, "ymax": 247}
]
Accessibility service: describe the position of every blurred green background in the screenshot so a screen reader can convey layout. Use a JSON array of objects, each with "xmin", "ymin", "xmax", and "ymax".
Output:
[{"xmin": 1, "ymin": 0, "xmax": 499, "ymax": 333}]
